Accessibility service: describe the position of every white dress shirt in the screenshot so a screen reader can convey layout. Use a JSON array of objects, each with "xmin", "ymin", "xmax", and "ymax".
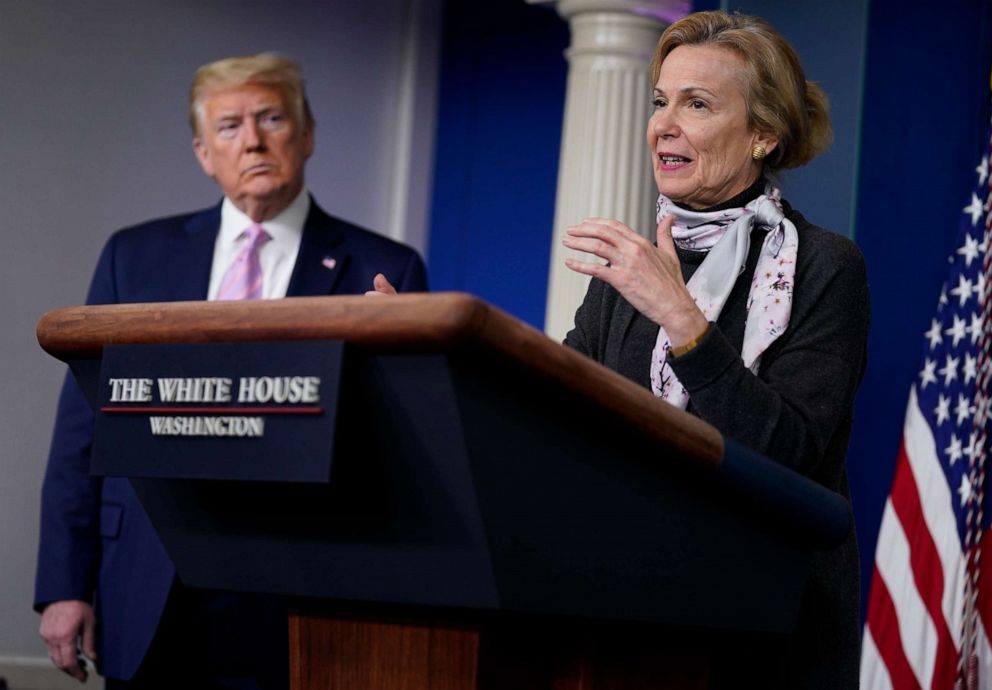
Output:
[{"xmin": 206, "ymin": 190, "xmax": 310, "ymax": 300}]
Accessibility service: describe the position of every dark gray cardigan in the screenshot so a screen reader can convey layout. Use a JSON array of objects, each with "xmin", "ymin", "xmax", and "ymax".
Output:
[{"xmin": 564, "ymin": 204, "xmax": 869, "ymax": 689}]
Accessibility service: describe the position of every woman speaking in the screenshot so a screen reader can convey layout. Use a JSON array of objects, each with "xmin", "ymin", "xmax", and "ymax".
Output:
[{"xmin": 563, "ymin": 11, "xmax": 869, "ymax": 689}]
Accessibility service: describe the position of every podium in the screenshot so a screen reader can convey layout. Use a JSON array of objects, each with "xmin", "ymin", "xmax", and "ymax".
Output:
[{"xmin": 37, "ymin": 293, "xmax": 850, "ymax": 689}]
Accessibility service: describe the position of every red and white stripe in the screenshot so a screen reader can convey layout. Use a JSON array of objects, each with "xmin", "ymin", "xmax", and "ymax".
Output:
[{"xmin": 862, "ymin": 389, "xmax": 974, "ymax": 689}]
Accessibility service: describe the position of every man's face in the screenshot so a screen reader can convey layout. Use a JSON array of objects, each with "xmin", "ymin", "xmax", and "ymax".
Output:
[{"xmin": 193, "ymin": 83, "xmax": 314, "ymax": 220}]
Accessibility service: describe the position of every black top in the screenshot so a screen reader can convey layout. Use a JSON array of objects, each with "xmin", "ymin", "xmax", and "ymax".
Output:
[{"xmin": 564, "ymin": 203, "xmax": 869, "ymax": 689}]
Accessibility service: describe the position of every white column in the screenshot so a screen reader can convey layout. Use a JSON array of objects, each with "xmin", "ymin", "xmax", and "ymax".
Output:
[
  {"xmin": 537, "ymin": 0, "xmax": 688, "ymax": 341},
  {"xmin": 384, "ymin": 0, "xmax": 441, "ymax": 256}
]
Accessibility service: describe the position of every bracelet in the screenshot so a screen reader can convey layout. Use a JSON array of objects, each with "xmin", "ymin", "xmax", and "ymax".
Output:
[{"xmin": 670, "ymin": 323, "xmax": 711, "ymax": 358}]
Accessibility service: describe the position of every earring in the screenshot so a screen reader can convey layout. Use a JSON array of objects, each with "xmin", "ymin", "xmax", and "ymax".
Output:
[{"xmin": 751, "ymin": 145, "xmax": 767, "ymax": 161}]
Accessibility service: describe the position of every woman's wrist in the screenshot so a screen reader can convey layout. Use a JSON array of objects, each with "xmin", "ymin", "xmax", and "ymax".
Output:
[
  {"xmin": 670, "ymin": 322, "xmax": 711, "ymax": 357},
  {"xmin": 660, "ymin": 302, "xmax": 710, "ymax": 354}
]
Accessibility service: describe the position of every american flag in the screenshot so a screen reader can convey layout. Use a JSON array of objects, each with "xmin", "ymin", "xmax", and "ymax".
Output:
[{"xmin": 861, "ymin": 106, "xmax": 992, "ymax": 689}]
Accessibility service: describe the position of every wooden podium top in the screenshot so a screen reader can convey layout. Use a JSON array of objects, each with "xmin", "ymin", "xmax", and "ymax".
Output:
[{"xmin": 37, "ymin": 293, "xmax": 723, "ymax": 471}]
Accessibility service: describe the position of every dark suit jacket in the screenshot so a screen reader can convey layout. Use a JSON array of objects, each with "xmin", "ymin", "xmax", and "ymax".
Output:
[{"xmin": 34, "ymin": 198, "xmax": 428, "ymax": 680}]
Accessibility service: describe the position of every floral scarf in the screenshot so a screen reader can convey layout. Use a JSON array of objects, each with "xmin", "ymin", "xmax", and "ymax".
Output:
[{"xmin": 648, "ymin": 183, "xmax": 798, "ymax": 408}]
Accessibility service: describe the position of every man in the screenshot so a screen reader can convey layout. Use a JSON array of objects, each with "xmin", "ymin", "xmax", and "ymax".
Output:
[{"xmin": 35, "ymin": 53, "xmax": 426, "ymax": 688}]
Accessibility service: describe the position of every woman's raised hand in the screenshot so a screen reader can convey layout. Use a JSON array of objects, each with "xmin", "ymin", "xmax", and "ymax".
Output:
[{"xmin": 563, "ymin": 215, "xmax": 708, "ymax": 347}]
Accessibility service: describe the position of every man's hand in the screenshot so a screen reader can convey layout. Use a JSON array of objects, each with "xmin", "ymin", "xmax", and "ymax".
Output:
[
  {"xmin": 40, "ymin": 600, "xmax": 96, "ymax": 682},
  {"xmin": 365, "ymin": 273, "xmax": 398, "ymax": 297}
]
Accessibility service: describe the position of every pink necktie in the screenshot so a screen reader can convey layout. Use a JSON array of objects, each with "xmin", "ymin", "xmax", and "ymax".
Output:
[{"xmin": 217, "ymin": 224, "xmax": 270, "ymax": 301}]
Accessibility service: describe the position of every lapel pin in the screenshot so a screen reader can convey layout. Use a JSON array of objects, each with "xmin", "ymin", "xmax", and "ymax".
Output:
[{"xmin": 321, "ymin": 256, "xmax": 337, "ymax": 270}]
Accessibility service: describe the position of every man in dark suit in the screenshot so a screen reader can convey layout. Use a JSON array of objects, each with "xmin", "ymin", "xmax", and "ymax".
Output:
[{"xmin": 34, "ymin": 53, "xmax": 426, "ymax": 689}]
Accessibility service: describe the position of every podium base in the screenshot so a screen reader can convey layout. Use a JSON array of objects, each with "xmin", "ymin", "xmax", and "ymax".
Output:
[{"xmin": 289, "ymin": 610, "xmax": 709, "ymax": 690}]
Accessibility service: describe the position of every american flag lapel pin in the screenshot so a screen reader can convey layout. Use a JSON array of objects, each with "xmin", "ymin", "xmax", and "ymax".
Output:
[{"xmin": 321, "ymin": 256, "xmax": 337, "ymax": 270}]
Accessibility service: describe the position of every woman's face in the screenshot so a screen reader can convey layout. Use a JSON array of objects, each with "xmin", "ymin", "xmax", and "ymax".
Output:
[{"xmin": 647, "ymin": 44, "xmax": 776, "ymax": 209}]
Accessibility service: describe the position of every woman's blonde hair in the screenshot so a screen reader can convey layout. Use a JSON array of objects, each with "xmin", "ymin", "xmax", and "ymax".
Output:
[
  {"xmin": 651, "ymin": 11, "xmax": 832, "ymax": 170},
  {"xmin": 189, "ymin": 53, "xmax": 314, "ymax": 135}
]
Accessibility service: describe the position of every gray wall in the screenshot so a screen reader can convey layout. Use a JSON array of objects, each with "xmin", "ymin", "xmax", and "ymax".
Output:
[{"xmin": 0, "ymin": 0, "xmax": 438, "ymax": 667}]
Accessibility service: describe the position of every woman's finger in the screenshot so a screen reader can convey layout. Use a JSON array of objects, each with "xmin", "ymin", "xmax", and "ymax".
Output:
[
  {"xmin": 565, "ymin": 221, "xmax": 621, "ymax": 244},
  {"xmin": 655, "ymin": 214, "xmax": 676, "ymax": 250},
  {"xmin": 583, "ymin": 217, "xmax": 642, "ymax": 242},
  {"xmin": 562, "ymin": 234, "xmax": 620, "ymax": 265},
  {"xmin": 564, "ymin": 257, "xmax": 610, "ymax": 280}
]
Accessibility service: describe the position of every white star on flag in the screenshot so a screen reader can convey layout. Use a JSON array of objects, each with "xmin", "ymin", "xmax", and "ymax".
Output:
[
  {"xmin": 947, "ymin": 433, "xmax": 964, "ymax": 465},
  {"xmin": 939, "ymin": 354, "xmax": 959, "ymax": 386},
  {"xmin": 946, "ymin": 314, "xmax": 968, "ymax": 346},
  {"xmin": 969, "ymin": 311, "xmax": 984, "ymax": 344},
  {"xmin": 966, "ymin": 193, "xmax": 984, "ymax": 225},
  {"xmin": 950, "ymin": 274, "xmax": 974, "ymax": 307},
  {"xmin": 920, "ymin": 357, "xmax": 938, "ymax": 388},
  {"xmin": 935, "ymin": 393, "xmax": 951, "ymax": 425},
  {"xmin": 964, "ymin": 352, "xmax": 978, "ymax": 384},
  {"xmin": 965, "ymin": 430, "xmax": 979, "ymax": 462},
  {"xmin": 959, "ymin": 472, "xmax": 974, "ymax": 505},
  {"xmin": 955, "ymin": 393, "xmax": 974, "ymax": 426},
  {"xmin": 958, "ymin": 234, "xmax": 981, "ymax": 266},
  {"xmin": 979, "ymin": 156, "xmax": 990, "ymax": 185},
  {"xmin": 926, "ymin": 318, "xmax": 943, "ymax": 349}
]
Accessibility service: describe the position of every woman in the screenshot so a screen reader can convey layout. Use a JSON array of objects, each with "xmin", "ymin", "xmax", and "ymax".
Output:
[{"xmin": 562, "ymin": 11, "xmax": 868, "ymax": 689}]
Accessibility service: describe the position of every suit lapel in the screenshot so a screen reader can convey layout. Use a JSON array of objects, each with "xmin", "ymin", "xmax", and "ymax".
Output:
[
  {"xmin": 165, "ymin": 199, "xmax": 351, "ymax": 301},
  {"xmin": 168, "ymin": 203, "xmax": 221, "ymax": 301},
  {"xmin": 286, "ymin": 200, "xmax": 350, "ymax": 297}
]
